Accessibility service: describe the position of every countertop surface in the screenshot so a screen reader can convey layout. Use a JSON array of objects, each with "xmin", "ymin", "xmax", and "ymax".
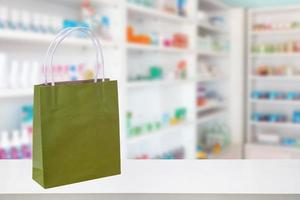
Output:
[{"xmin": 1, "ymin": 160, "xmax": 299, "ymax": 194}]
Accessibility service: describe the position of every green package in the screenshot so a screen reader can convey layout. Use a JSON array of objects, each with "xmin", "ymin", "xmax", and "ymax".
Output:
[{"xmin": 32, "ymin": 79, "xmax": 121, "ymax": 188}]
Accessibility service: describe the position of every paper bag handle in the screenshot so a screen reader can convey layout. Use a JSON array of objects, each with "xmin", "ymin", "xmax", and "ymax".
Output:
[{"xmin": 44, "ymin": 27, "xmax": 105, "ymax": 86}]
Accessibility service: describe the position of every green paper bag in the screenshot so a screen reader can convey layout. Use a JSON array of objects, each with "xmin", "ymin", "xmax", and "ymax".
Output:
[{"xmin": 32, "ymin": 27, "xmax": 121, "ymax": 188}]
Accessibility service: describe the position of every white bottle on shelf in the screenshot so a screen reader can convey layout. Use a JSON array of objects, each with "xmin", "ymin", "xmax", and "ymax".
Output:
[
  {"xmin": 21, "ymin": 10, "xmax": 31, "ymax": 31},
  {"xmin": 20, "ymin": 129, "xmax": 31, "ymax": 159},
  {"xmin": 10, "ymin": 8, "xmax": 21, "ymax": 30},
  {"xmin": 0, "ymin": 6, "xmax": 8, "ymax": 29},
  {"xmin": 11, "ymin": 130, "xmax": 21, "ymax": 159},
  {"xmin": 0, "ymin": 131, "xmax": 11, "ymax": 159},
  {"xmin": 10, "ymin": 60, "xmax": 19, "ymax": 89},
  {"xmin": 0, "ymin": 53, "xmax": 7, "ymax": 89},
  {"xmin": 32, "ymin": 13, "xmax": 42, "ymax": 33},
  {"xmin": 42, "ymin": 15, "xmax": 50, "ymax": 34},
  {"xmin": 21, "ymin": 61, "xmax": 30, "ymax": 88},
  {"xmin": 51, "ymin": 16, "xmax": 63, "ymax": 34}
]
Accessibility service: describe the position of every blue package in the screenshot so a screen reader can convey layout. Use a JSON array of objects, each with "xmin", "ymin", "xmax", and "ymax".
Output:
[
  {"xmin": 293, "ymin": 111, "xmax": 300, "ymax": 123},
  {"xmin": 101, "ymin": 16, "xmax": 110, "ymax": 27},
  {"xmin": 251, "ymin": 91, "xmax": 260, "ymax": 99},
  {"xmin": 282, "ymin": 137, "xmax": 297, "ymax": 146},
  {"xmin": 287, "ymin": 92, "xmax": 296, "ymax": 100},
  {"xmin": 269, "ymin": 91, "xmax": 278, "ymax": 100}
]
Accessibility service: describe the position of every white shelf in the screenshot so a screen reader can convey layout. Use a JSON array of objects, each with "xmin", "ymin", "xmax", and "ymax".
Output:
[
  {"xmin": 197, "ymin": 111, "xmax": 226, "ymax": 124},
  {"xmin": 245, "ymin": 143, "xmax": 300, "ymax": 159},
  {"xmin": 199, "ymin": 0, "xmax": 230, "ymax": 12},
  {"xmin": 251, "ymin": 29, "xmax": 300, "ymax": 36},
  {"xmin": 0, "ymin": 88, "xmax": 33, "ymax": 98},
  {"xmin": 251, "ymin": 53, "xmax": 300, "ymax": 58},
  {"xmin": 251, "ymin": 76, "xmax": 300, "ymax": 81},
  {"xmin": 197, "ymin": 76, "xmax": 226, "ymax": 82},
  {"xmin": 127, "ymin": 43, "xmax": 191, "ymax": 53},
  {"xmin": 197, "ymin": 101, "xmax": 224, "ymax": 112},
  {"xmin": 0, "ymin": 30, "xmax": 117, "ymax": 48},
  {"xmin": 251, "ymin": 121, "xmax": 300, "ymax": 129},
  {"xmin": 198, "ymin": 23, "xmax": 229, "ymax": 34},
  {"xmin": 251, "ymin": 99, "xmax": 300, "ymax": 105},
  {"xmin": 197, "ymin": 51, "xmax": 229, "ymax": 57},
  {"xmin": 126, "ymin": 3, "xmax": 191, "ymax": 23},
  {"xmin": 127, "ymin": 121, "xmax": 194, "ymax": 145},
  {"xmin": 127, "ymin": 79, "xmax": 195, "ymax": 89},
  {"xmin": 50, "ymin": 0, "xmax": 119, "ymax": 7}
]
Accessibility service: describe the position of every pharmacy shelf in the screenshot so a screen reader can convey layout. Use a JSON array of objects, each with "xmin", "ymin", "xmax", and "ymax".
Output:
[
  {"xmin": 51, "ymin": 0, "xmax": 120, "ymax": 7},
  {"xmin": 127, "ymin": 79, "xmax": 195, "ymax": 89},
  {"xmin": 197, "ymin": 101, "xmax": 225, "ymax": 112},
  {"xmin": 250, "ymin": 76, "xmax": 300, "ymax": 81},
  {"xmin": 250, "ymin": 121, "xmax": 300, "ymax": 129},
  {"xmin": 127, "ymin": 43, "xmax": 191, "ymax": 53},
  {"xmin": 126, "ymin": 3, "xmax": 191, "ymax": 23},
  {"xmin": 247, "ymin": 6, "xmax": 300, "ymax": 155},
  {"xmin": 198, "ymin": 22, "xmax": 229, "ymax": 34},
  {"xmin": 251, "ymin": 99, "xmax": 300, "ymax": 105},
  {"xmin": 245, "ymin": 143, "xmax": 300, "ymax": 159},
  {"xmin": 199, "ymin": 0, "xmax": 230, "ymax": 12},
  {"xmin": 197, "ymin": 110, "xmax": 227, "ymax": 124},
  {"xmin": 0, "ymin": 30, "xmax": 118, "ymax": 48},
  {"xmin": 250, "ymin": 53, "xmax": 300, "ymax": 58},
  {"xmin": 207, "ymin": 144, "xmax": 242, "ymax": 159},
  {"xmin": 197, "ymin": 76, "xmax": 226, "ymax": 82},
  {"xmin": 127, "ymin": 121, "xmax": 195, "ymax": 145},
  {"xmin": 197, "ymin": 51, "xmax": 229, "ymax": 57},
  {"xmin": 251, "ymin": 29, "xmax": 300, "ymax": 36},
  {"xmin": 0, "ymin": 89, "xmax": 33, "ymax": 98}
]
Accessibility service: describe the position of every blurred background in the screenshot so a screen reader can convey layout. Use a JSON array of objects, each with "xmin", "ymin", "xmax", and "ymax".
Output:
[{"xmin": 1, "ymin": 0, "xmax": 300, "ymax": 160}]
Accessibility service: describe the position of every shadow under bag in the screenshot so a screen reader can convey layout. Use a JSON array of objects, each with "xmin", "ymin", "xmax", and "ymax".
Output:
[{"xmin": 32, "ymin": 27, "xmax": 121, "ymax": 188}]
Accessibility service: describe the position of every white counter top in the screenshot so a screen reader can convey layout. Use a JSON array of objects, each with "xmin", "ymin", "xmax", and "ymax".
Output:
[{"xmin": 1, "ymin": 160, "xmax": 299, "ymax": 194}]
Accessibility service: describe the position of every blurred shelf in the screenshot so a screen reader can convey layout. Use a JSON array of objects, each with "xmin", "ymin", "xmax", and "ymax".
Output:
[
  {"xmin": 197, "ymin": 51, "xmax": 229, "ymax": 57},
  {"xmin": 250, "ymin": 121, "xmax": 300, "ymax": 129},
  {"xmin": 197, "ymin": 110, "xmax": 226, "ymax": 124},
  {"xmin": 48, "ymin": 0, "xmax": 120, "ymax": 7},
  {"xmin": 198, "ymin": 22, "xmax": 229, "ymax": 34},
  {"xmin": 251, "ymin": 99, "xmax": 300, "ymax": 105},
  {"xmin": 126, "ymin": 3, "xmax": 191, "ymax": 23},
  {"xmin": 197, "ymin": 101, "xmax": 225, "ymax": 112},
  {"xmin": 0, "ymin": 30, "xmax": 118, "ymax": 48},
  {"xmin": 127, "ymin": 79, "xmax": 195, "ymax": 88},
  {"xmin": 251, "ymin": 53, "xmax": 300, "ymax": 58},
  {"xmin": 197, "ymin": 76, "xmax": 226, "ymax": 82},
  {"xmin": 251, "ymin": 76, "xmax": 300, "ymax": 81},
  {"xmin": 127, "ymin": 121, "xmax": 195, "ymax": 145},
  {"xmin": 199, "ymin": 0, "xmax": 229, "ymax": 12},
  {"xmin": 0, "ymin": 88, "xmax": 33, "ymax": 98},
  {"xmin": 207, "ymin": 144, "xmax": 242, "ymax": 159},
  {"xmin": 127, "ymin": 43, "xmax": 191, "ymax": 53},
  {"xmin": 251, "ymin": 29, "xmax": 300, "ymax": 36},
  {"xmin": 245, "ymin": 143, "xmax": 300, "ymax": 159}
]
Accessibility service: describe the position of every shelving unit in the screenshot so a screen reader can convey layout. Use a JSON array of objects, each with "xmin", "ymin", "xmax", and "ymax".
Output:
[
  {"xmin": 195, "ymin": 0, "xmax": 232, "ymax": 159},
  {"xmin": 126, "ymin": 3, "xmax": 192, "ymax": 23},
  {"xmin": 124, "ymin": 0, "xmax": 197, "ymax": 159},
  {"xmin": 127, "ymin": 79, "xmax": 195, "ymax": 89},
  {"xmin": 0, "ymin": 30, "xmax": 117, "ymax": 47},
  {"xmin": 127, "ymin": 43, "xmax": 191, "ymax": 53},
  {"xmin": 127, "ymin": 120, "xmax": 195, "ymax": 145},
  {"xmin": 0, "ymin": 89, "xmax": 33, "ymax": 98},
  {"xmin": 246, "ymin": 6, "xmax": 300, "ymax": 159},
  {"xmin": 0, "ymin": 0, "xmax": 125, "ymax": 155},
  {"xmin": 0, "ymin": 0, "xmax": 237, "ymax": 161}
]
